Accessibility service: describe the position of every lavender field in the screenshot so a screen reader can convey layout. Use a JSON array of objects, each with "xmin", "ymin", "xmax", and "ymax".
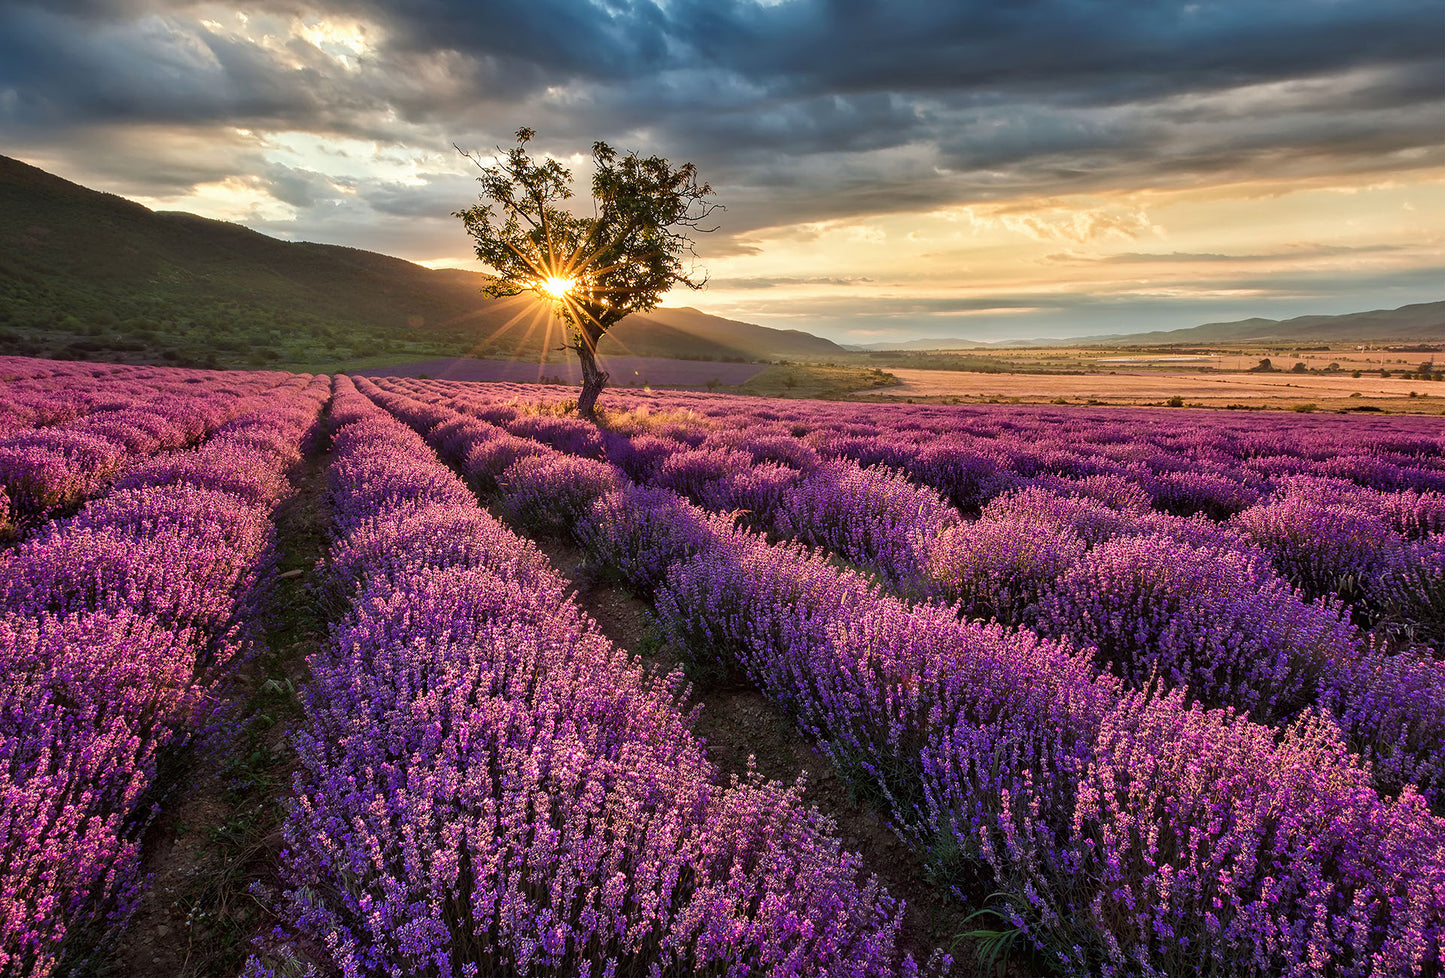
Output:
[{"xmin": 2, "ymin": 353, "xmax": 1443, "ymax": 977}]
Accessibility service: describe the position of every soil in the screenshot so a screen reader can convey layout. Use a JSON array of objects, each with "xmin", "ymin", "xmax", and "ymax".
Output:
[{"xmin": 105, "ymin": 441, "xmax": 332, "ymax": 977}]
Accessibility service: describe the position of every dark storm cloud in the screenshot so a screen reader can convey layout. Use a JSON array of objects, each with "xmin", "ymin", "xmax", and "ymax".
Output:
[
  {"xmin": 687, "ymin": 0, "xmax": 1442, "ymax": 109},
  {"xmin": 358, "ymin": 0, "xmax": 675, "ymax": 81},
  {"xmin": 0, "ymin": 6, "xmax": 328, "ymax": 131},
  {"xmin": 362, "ymin": 172, "xmax": 480, "ymax": 218},
  {"xmin": 5, "ymin": 1, "xmax": 1439, "ymax": 154},
  {"xmin": 1, "ymin": 0, "xmax": 1440, "ymax": 260},
  {"xmin": 260, "ymin": 161, "xmax": 352, "ymax": 208}
]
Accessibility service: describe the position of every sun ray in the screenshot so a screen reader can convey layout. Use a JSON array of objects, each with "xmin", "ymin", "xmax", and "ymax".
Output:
[
  {"xmin": 598, "ymin": 322, "xmax": 645, "ymax": 364},
  {"xmin": 508, "ymin": 302, "xmax": 555, "ymax": 358},
  {"xmin": 450, "ymin": 303, "xmax": 531, "ymax": 358}
]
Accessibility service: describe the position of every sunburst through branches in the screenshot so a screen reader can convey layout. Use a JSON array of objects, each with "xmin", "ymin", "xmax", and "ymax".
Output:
[{"xmin": 454, "ymin": 127, "xmax": 719, "ymax": 419}]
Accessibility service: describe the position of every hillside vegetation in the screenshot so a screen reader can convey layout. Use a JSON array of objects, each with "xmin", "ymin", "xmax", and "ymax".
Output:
[{"xmin": 0, "ymin": 156, "xmax": 844, "ymax": 369}]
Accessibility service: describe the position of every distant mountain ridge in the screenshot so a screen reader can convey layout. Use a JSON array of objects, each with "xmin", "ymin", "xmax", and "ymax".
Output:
[
  {"xmin": 1069, "ymin": 303, "xmax": 1445, "ymax": 346},
  {"xmin": 0, "ymin": 154, "xmax": 845, "ymax": 367},
  {"xmin": 852, "ymin": 302, "xmax": 1444, "ymax": 350}
]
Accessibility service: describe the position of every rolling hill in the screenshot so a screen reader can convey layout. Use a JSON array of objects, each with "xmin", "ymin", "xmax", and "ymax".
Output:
[
  {"xmin": 0, "ymin": 155, "xmax": 845, "ymax": 368},
  {"xmin": 1069, "ymin": 303, "xmax": 1445, "ymax": 346},
  {"xmin": 852, "ymin": 303, "xmax": 1444, "ymax": 351}
]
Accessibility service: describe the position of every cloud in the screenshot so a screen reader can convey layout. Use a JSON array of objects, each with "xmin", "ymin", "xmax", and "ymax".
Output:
[
  {"xmin": 948, "ymin": 201, "xmax": 1162, "ymax": 244},
  {"xmin": 260, "ymin": 161, "xmax": 351, "ymax": 208},
  {"xmin": 4, "ymin": 0, "xmax": 1439, "ymax": 211},
  {"xmin": 1, "ymin": 0, "xmax": 1440, "ymax": 340},
  {"xmin": 710, "ymin": 274, "xmax": 876, "ymax": 289},
  {"xmin": 1045, "ymin": 243, "xmax": 1410, "ymax": 265},
  {"xmin": 361, "ymin": 171, "xmax": 478, "ymax": 218}
]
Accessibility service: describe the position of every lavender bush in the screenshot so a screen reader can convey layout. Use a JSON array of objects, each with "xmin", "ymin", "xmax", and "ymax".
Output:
[
  {"xmin": 249, "ymin": 378, "xmax": 917, "ymax": 976},
  {"xmin": 0, "ymin": 373, "xmax": 326, "ymax": 972},
  {"xmin": 334, "ymin": 374, "xmax": 1445, "ymax": 975}
]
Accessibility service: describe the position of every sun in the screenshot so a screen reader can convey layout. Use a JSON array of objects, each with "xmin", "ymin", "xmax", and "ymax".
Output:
[{"xmin": 541, "ymin": 275, "xmax": 576, "ymax": 299}]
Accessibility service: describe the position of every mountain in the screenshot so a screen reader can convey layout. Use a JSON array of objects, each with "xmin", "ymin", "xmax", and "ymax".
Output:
[
  {"xmin": 622, "ymin": 306, "xmax": 842, "ymax": 358},
  {"xmin": 0, "ymin": 155, "xmax": 845, "ymax": 368},
  {"xmin": 859, "ymin": 303, "xmax": 1444, "ymax": 351},
  {"xmin": 847, "ymin": 337, "xmax": 1003, "ymax": 351},
  {"xmin": 1074, "ymin": 303, "xmax": 1445, "ymax": 346}
]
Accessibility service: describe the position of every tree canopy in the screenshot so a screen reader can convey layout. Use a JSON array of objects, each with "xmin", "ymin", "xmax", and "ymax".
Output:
[{"xmin": 455, "ymin": 128, "xmax": 718, "ymax": 418}]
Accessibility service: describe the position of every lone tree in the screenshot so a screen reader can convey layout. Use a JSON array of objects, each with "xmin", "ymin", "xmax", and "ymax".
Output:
[{"xmin": 455, "ymin": 128, "xmax": 718, "ymax": 419}]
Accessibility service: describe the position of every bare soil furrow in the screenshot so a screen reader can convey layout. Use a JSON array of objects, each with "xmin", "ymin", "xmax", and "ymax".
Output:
[{"xmin": 107, "ymin": 434, "xmax": 333, "ymax": 978}]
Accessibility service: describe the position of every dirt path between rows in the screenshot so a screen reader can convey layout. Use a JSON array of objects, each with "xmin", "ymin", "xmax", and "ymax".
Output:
[
  {"xmin": 107, "ymin": 435, "xmax": 333, "ymax": 977},
  {"xmin": 530, "ymin": 537, "xmax": 1026, "ymax": 978}
]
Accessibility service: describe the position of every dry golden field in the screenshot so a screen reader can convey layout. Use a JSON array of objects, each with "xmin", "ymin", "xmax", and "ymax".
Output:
[{"xmin": 855, "ymin": 365, "xmax": 1445, "ymax": 413}]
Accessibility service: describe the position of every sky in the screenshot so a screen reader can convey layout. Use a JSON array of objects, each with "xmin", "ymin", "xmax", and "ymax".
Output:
[{"xmin": 1, "ymin": 0, "xmax": 1442, "ymax": 345}]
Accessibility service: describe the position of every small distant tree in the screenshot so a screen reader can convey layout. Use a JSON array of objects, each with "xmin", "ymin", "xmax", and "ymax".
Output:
[{"xmin": 455, "ymin": 128, "xmax": 719, "ymax": 419}]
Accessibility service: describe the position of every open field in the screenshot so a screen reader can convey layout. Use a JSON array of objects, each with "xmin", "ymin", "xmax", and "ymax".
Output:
[
  {"xmin": 2, "ymin": 354, "xmax": 1443, "ymax": 977},
  {"xmin": 353, "ymin": 353, "xmax": 769, "ymax": 387},
  {"xmin": 849, "ymin": 342, "xmax": 1442, "ymax": 376},
  {"xmin": 345, "ymin": 349, "xmax": 1444, "ymax": 413},
  {"xmin": 352, "ymin": 356, "xmax": 895, "ymax": 399},
  {"xmin": 861, "ymin": 365, "xmax": 1445, "ymax": 412}
]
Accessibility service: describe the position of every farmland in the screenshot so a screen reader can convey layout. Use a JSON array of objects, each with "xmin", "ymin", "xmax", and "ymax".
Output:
[
  {"xmin": 866, "ymin": 363, "xmax": 1445, "ymax": 414},
  {"xmin": 2, "ymin": 354, "xmax": 1443, "ymax": 977}
]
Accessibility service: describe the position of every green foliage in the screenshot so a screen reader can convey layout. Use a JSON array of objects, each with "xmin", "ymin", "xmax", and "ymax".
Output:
[
  {"xmin": 0, "ymin": 156, "xmax": 504, "ymax": 367},
  {"xmin": 736, "ymin": 364, "xmax": 896, "ymax": 399},
  {"xmin": 953, "ymin": 895, "xmax": 1031, "ymax": 978},
  {"xmin": 453, "ymin": 129, "xmax": 718, "ymax": 415},
  {"xmin": 455, "ymin": 128, "xmax": 716, "ymax": 339}
]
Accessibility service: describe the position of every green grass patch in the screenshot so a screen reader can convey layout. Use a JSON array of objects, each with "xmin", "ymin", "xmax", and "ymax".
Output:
[{"xmin": 734, "ymin": 364, "xmax": 897, "ymax": 399}]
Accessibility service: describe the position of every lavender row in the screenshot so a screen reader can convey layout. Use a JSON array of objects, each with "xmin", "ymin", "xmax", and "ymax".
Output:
[
  {"xmin": 358, "ymin": 380, "xmax": 1444, "ymax": 976},
  {"xmin": 956, "ymin": 487, "xmax": 1445, "ymax": 804},
  {"xmin": 375, "ymin": 378, "xmax": 1439, "ymax": 813},
  {"xmin": 377, "ymin": 379, "xmax": 1445, "ymax": 637},
  {"xmin": 0, "ymin": 355, "xmax": 137, "ymax": 380},
  {"xmin": 675, "ymin": 390, "xmax": 1445, "ymax": 499},
  {"xmin": 0, "ymin": 374, "xmax": 327, "ymax": 974},
  {"xmin": 0, "ymin": 358, "xmax": 280, "ymax": 431},
  {"xmin": 557, "ymin": 392, "xmax": 1444, "ymax": 672},
  {"xmin": 0, "ymin": 368, "xmax": 297, "ymax": 526},
  {"xmin": 654, "ymin": 527, "xmax": 1443, "ymax": 975},
  {"xmin": 363, "ymin": 379, "xmax": 1445, "ymax": 807},
  {"xmin": 364, "ymin": 377, "xmax": 957, "ymax": 591},
  {"xmin": 633, "ymin": 390, "xmax": 1445, "ymax": 635},
  {"xmin": 668, "ymin": 390, "xmax": 1445, "ymax": 632},
  {"xmin": 472, "ymin": 384, "xmax": 1442, "ymax": 719},
  {"xmin": 248, "ymin": 376, "xmax": 917, "ymax": 976},
  {"xmin": 399, "ymin": 379, "xmax": 1445, "ymax": 504},
  {"xmin": 530, "ymin": 382, "xmax": 1445, "ymax": 565}
]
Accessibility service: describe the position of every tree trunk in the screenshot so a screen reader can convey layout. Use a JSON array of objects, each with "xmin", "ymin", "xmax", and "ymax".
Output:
[{"xmin": 574, "ymin": 328, "xmax": 609, "ymax": 421}]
